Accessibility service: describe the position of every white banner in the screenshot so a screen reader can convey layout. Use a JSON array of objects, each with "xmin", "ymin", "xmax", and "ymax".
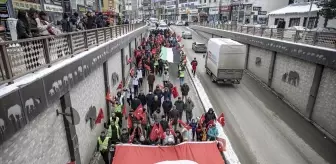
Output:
[
  {"xmin": 190, "ymin": 9, "xmax": 198, "ymax": 14},
  {"xmin": 44, "ymin": 4, "xmax": 63, "ymax": 13},
  {"xmin": 209, "ymin": 7, "xmax": 219, "ymax": 15}
]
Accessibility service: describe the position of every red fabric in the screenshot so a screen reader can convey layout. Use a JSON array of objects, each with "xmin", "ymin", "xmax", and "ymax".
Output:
[
  {"xmin": 178, "ymin": 119, "xmax": 191, "ymax": 130},
  {"xmin": 207, "ymin": 120, "xmax": 215, "ymax": 129},
  {"xmin": 177, "ymin": 35, "xmax": 181, "ymax": 42},
  {"xmin": 144, "ymin": 64, "xmax": 151, "ymax": 71},
  {"xmin": 216, "ymin": 137, "xmax": 227, "ymax": 152},
  {"xmin": 149, "ymin": 123, "xmax": 160, "ymax": 141},
  {"xmin": 191, "ymin": 61, "xmax": 197, "ymax": 70},
  {"xmin": 117, "ymin": 81, "xmax": 123, "ymax": 90},
  {"xmin": 95, "ymin": 108, "xmax": 104, "ymax": 124},
  {"xmin": 127, "ymin": 116, "xmax": 132, "ymax": 129},
  {"xmin": 134, "ymin": 104, "xmax": 144, "ymax": 120},
  {"xmin": 172, "ymin": 86, "xmax": 179, "ymax": 98},
  {"xmin": 217, "ymin": 113, "xmax": 225, "ymax": 126},
  {"xmin": 151, "ymin": 48, "xmax": 156, "ymax": 54},
  {"xmin": 130, "ymin": 68, "xmax": 135, "ymax": 77},
  {"xmin": 122, "ymin": 105, "xmax": 127, "ymax": 117},
  {"xmin": 127, "ymin": 57, "xmax": 132, "ymax": 65},
  {"xmin": 113, "ymin": 142, "xmax": 224, "ymax": 164},
  {"xmin": 200, "ymin": 114, "xmax": 205, "ymax": 125},
  {"xmin": 106, "ymin": 91, "xmax": 112, "ymax": 101},
  {"xmin": 169, "ymin": 120, "xmax": 176, "ymax": 136}
]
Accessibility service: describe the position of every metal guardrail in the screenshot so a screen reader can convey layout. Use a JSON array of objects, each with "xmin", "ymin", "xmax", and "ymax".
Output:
[
  {"xmin": 191, "ymin": 22, "xmax": 336, "ymax": 50},
  {"xmin": 0, "ymin": 23, "xmax": 145, "ymax": 85}
]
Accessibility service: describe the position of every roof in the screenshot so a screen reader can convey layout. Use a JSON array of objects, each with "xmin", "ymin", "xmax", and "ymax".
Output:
[
  {"xmin": 268, "ymin": 2, "xmax": 321, "ymax": 15},
  {"xmin": 210, "ymin": 38, "xmax": 243, "ymax": 46}
]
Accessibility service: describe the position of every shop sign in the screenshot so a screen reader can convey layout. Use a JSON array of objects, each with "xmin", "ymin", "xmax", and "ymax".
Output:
[
  {"xmin": 165, "ymin": 5, "xmax": 175, "ymax": 9},
  {"xmin": 220, "ymin": 6, "xmax": 231, "ymax": 12},
  {"xmin": 253, "ymin": 7, "xmax": 261, "ymax": 11},
  {"xmin": 77, "ymin": 5, "xmax": 87, "ymax": 13},
  {"xmin": 44, "ymin": 4, "xmax": 63, "ymax": 13},
  {"xmin": 44, "ymin": 0, "xmax": 62, "ymax": 6},
  {"xmin": 0, "ymin": 4, "xmax": 9, "ymax": 18},
  {"xmin": 13, "ymin": 0, "xmax": 41, "ymax": 10},
  {"xmin": 258, "ymin": 11, "xmax": 267, "ymax": 15},
  {"xmin": 209, "ymin": 7, "xmax": 219, "ymax": 15},
  {"xmin": 189, "ymin": 9, "xmax": 198, "ymax": 14}
]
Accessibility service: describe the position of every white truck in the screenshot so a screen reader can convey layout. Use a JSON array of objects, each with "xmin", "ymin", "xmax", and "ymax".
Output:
[{"xmin": 205, "ymin": 38, "xmax": 246, "ymax": 84}]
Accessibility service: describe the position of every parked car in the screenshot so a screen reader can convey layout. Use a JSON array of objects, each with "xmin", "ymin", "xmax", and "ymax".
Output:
[
  {"xmin": 158, "ymin": 23, "xmax": 169, "ymax": 30},
  {"xmin": 182, "ymin": 31, "xmax": 192, "ymax": 39},
  {"xmin": 192, "ymin": 42, "xmax": 207, "ymax": 53},
  {"xmin": 176, "ymin": 21, "xmax": 184, "ymax": 26},
  {"xmin": 149, "ymin": 23, "xmax": 157, "ymax": 31}
]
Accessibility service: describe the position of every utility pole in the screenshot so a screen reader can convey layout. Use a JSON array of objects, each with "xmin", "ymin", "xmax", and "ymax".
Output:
[
  {"xmin": 303, "ymin": 0, "xmax": 314, "ymax": 41},
  {"xmin": 175, "ymin": 0, "xmax": 179, "ymax": 21}
]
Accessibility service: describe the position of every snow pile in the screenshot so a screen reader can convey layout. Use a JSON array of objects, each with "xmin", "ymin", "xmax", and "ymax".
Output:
[
  {"xmin": 268, "ymin": 3, "xmax": 321, "ymax": 15},
  {"xmin": 184, "ymin": 58, "xmax": 241, "ymax": 164}
]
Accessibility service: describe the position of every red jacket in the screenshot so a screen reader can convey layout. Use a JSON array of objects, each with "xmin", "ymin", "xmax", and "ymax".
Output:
[{"xmin": 191, "ymin": 60, "xmax": 198, "ymax": 70}]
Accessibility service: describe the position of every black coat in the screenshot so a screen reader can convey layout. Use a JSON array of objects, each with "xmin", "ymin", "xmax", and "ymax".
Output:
[
  {"xmin": 160, "ymin": 120, "xmax": 169, "ymax": 131},
  {"xmin": 174, "ymin": 100, "xmax": 184, "ymax": 112},
  {"xmin": 181, "ymin": 84, "xmax": 190, "ymax": 96},
  {"xmin": 146, "ymin": 93, "xmax": 154, "ymax": 107},
  {"xmin": 86, "ymin": 16, "xmax": 96, "ymax": 29},
  {"xmin": 169, "ymin": 109, "xmax": 179, "ymax": 123},
  {"xmin": 16, "ymin": 20, "xmax": 31, "ymax": 39},
  {"xmin": 162, "ymin": 100, "xmax": 172, "ymax": 113},
  {"xmin": 131, "ymin": 98, "xmax": 141, "ymax": 110},
  {"xmin": 205, "ymin": 112, "xmax": 216, "ymax": 124},
  {"xmin": 61, "ymin": 19, "xmax": 73, "ymax": 32},
  {"xmin": 151, "ymin": 99, "xmax": 161, "ymax": 112},
  {"xmin": 138, "ymin": 94, "xmax": 146, "ymax": 105},
  {"xmin": 154, "ymin": 88, "xmax": 163, "ymax": 100}
]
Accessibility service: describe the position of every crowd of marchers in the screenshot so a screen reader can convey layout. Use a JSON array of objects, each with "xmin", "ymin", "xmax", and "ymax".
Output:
[{"xmin": 96, "ymin": 29, "xmax": 226, "ymax": 164}]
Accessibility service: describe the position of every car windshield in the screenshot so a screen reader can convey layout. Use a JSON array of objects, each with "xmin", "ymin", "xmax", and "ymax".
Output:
[
  {"xmin": 197, "ymin": 43, "xmax": 206, "ymax": 47},
  {"xmin": 159, "ymin": 24, "xmax": 168, "ymax": 27},
  {"xmin": 184, "ymin": 31, "xmax": 191, "ymax": 34}
]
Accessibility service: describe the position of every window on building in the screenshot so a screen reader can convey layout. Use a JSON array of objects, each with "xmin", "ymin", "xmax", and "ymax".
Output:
[
  {"xmin": 274, "ymin": 18, "xmax": 280, "ymax": 25},
  {"xmin": 214, "ymin": 0, "xmax": 216, "ymax": 2},
  {"xmin": 200, "ymin": 0, "xmax": 202, "ymax": 4},
  {"xmin": 289, "ymin": 18, "xmax": 300, "ymax": 27},
  {"xmin": 209, "ymin": 0, "xmax": 211, "ymax": 2},
  {"xmin": 303, "ymin": 17, "xmax": 317, "ymax": 29},
  {"xmin": 204, "ymin": 0, "xmax": 206, "ymax": 3}
]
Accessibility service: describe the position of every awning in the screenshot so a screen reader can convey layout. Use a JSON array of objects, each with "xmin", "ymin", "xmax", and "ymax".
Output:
[
  {"xmin": 160, "ymin": 47, "xmax": 181, "ymax": 63},
  {"xmin": 112, "ymin": 142, "xmax": 224, "ymax": 164}
]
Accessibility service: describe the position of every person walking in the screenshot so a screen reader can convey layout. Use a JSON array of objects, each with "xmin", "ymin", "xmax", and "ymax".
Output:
[
  {"xmin": 184, "ymin": 97, "xmax": 194, "ymax": 124},
  {"xmin": 174, "ymin": 97, "xmax": 185, "ymax": 127},
  {"xmin": 190, "ymin": 57, "xmax": 198, "ymax": 77},
  {"xmin": 97, "ymin": 131, "xmax": 111, "ymax": 164},
  {"xmin": 132, "ymin": 75, "xmax": 139, "ymax": 96},
  {"xmin": 146, "ymin": 91, "xmax": 154, "ymax": 113},
  {"xmin": 151, "ymin": 95, "xmax": 161, "ymax": 116},
  {"xmin": 106, "ymin": 121, "xmax": 120, "ymax": 143},
  {"xmin": 169, "ymin": 106, "xmax": 179, "ymax": 130},
  {"xmin": 178, "ymin": 68, "xmax": 185, "ymax": 86},
  {"xmin": 137, "ymin": 67, "xmax": 143, "ymax": 88},
  {"xmin": 138, "ymin": 90, "xmax": 146, "ymax": 107},
  {"xmin": 162, "ymin": 98, "xmax": 172, "ymax": 120},
  {"xmin": 181, "ymin": 83, "xmax": 190, "ymax": 102},
  {"xmin": 162, "ymin": 87, "xmax": 171, "ymax": 101},
  {"xmin": 162, "ymin": 70, "xmax": 169, "ymax": 86},
  {"xmin": 147, "ymin": 72, "xmax": 155, "ymax": 92}
]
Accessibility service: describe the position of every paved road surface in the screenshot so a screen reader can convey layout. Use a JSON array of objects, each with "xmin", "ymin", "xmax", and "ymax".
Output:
[{"xmin": 171, "ymin": 26, "xmax": 336, "ymax": 164}]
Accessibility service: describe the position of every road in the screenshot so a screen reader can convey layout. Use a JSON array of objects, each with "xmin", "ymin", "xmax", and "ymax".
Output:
[{"xmin": 171, "ymin": 26, "xmax": 336, "ymax": 164}]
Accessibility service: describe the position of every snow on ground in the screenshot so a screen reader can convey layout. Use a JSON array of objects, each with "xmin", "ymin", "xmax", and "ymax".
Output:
[
  {"xmin": 0, "ymin": 26, "xmax": 146, "ymax": 98},
  {"xmin": 184, "ymin": 57, "xmax": 241, "ymax": 164}
]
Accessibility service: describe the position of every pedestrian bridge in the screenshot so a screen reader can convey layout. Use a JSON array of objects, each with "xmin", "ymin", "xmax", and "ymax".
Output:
[
  {"xmin": 0, "ymin": 23, "xmax": 147, "ymax": 164},
  {"xmin": 189, "ymin": 23, "xmax": 336, "ymax": 143}
]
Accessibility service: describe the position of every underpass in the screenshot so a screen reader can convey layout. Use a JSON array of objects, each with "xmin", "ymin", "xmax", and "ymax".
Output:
[{"xmin": 171, "ymin": 26, "xmax": 336, "ymax": 164}]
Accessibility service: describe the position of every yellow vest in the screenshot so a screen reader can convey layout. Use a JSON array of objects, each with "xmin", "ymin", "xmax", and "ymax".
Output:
[
  {"xmin": 107, "ymin": 125, "xmax": 120, "ymax": 139},
  {"xmin": 110, "ymin": 117, "xmax": 120, "ymax": 127},
  {"xmin": 98, "ymin": 137, "xmax": 110, "ymax": 151},
  {"xmin": 179, "ymin": 71, "xmax": 185, "ymax": 78},
  {"xmin": 114, "ymin": 104, "xmax": 122, "ymax": 113}
]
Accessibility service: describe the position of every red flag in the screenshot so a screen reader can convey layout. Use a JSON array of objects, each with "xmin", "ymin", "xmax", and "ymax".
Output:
[
  {"xmin": 178, "ymin": 119, "xmax": 191, "ymax": 130},
  {"xmin": 158, "ymin": 123, "xmax": 164, "ymax": 139},
  {"xmin": 122, "ymin": 105, "xmax": 127, "ymax": 116},
  {"xmin": 134, "ymin": 104, "xmax": 144, "ymax": 120},
  {"xmin": 149, "ymin": 123, "xmax": 160, "ymax": 141},
  {"xmin": 199, "ymin": 114, "xmax": 205, "ymax": 125},
  {"xmin": 127, "ymin": 116, "xmax": 132, "ymax": 129},
  {"xmin": 172, "ymin": 86, "xmax": 179, "ymax": 98},
  {"xmin": 169, "ymin": 120, "xmax": 176, "ymax": 136},
  {"xmin": 95, "ymin": 108, "xmax": 104, "ymax": 124},
  {"xmin": 177, "ymin": 35, "xmax": 182, "ymax": 42},
  {"xmin": 106, "ymin": 90, "xmax": 112, "ymax": 101},
  {"xmin": 216, "ymin": 137, "xmax": 227, "ymax": 152},
  {"xmin": 117, "ymin": 81, "xmax": 123, "ymax": 90},
  {"xmin": 127, "ymin": 57, "xmax": 133, "ymax": 64},
  {"xmin": 151, "ymin": 48, "xmax": 156, "ymax": 54},
  {"xmin": 217, "ymin": 113, "xmax": 225, "ymax": 126},
  {"xmin": 144, "ymin": 64, "xmax": 151, "ymax": 71},
  {"xmin": 130, "ymin": 67, "xmax": 135, "ymax": 76},
  {"xmin": 207, "ymin": 120, "xmax": 215, "ymax": 129}
]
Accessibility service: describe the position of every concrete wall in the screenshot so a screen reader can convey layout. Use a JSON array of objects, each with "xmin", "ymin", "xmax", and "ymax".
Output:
[
  {"xmin": 271, "ymin": 54, "xmax": 316, "ymax": 114},
  {"xmin": 0, "ymin": 101, "xmax": 69, "ymax": 164},
  {"xmin": 124, "ymin": 44, "xmax": 131, "ymax": 78},
  {"xmin": 108, "ymin": 51, "xmax": 122, "ymax": 91},
  {"xmin": 247, "ymin": 46, "xmax": 273, "ymax": 84},
  {"xmin": 312, "ymin": 68, "xmax": 336, "ymax": 138},
  {"xmin": 70, "ymin": 66, "xmax": 107, "ymax": 164}
]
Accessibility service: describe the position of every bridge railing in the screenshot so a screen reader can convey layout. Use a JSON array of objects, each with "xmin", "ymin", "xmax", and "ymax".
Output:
[
  {"xmin": 0, "ymin": 23, "xmax": 145, "ymax": 85},
  {"xmin": 191, "ymin": 22, "xmax": 336, "ymax": 50}
]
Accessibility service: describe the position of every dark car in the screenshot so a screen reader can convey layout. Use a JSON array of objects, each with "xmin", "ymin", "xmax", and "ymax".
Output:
[{"xmin": 192, "ymin": 42, "xmax": 207, "ymax": 53}]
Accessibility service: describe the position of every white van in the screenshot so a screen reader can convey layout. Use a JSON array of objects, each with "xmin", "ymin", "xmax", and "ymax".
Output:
[{"xmin": 205, "ymin": 38, "xmax": 246, "ymax": 84}]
